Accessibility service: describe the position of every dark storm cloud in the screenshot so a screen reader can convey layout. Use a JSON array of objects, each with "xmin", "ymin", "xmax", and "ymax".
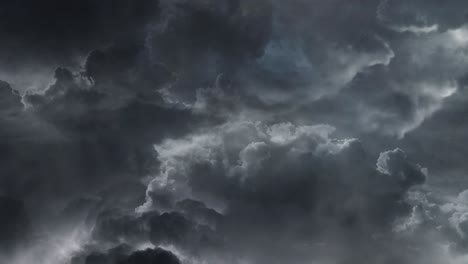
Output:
[
  {"xmin": 288, "ymin": 28, "xmax": 466, "ymax": 138},
  {"xmin": 134, "ymin": 122, "xmax": 429, "ymax": 263},
  {"xmin": 122, "ymin": 247, "xmax": 180, "ymax": 264},
  {"xmin": 83, "ymin": 44, "xmax": 174, "ymax": 100},
  {"xmin": 0, "ymin": 81, "xmax": 23, "ymax": 112},
  {"xmin": 228, "ymin": 0, "xmax": 392, "ymax": 105},
  {"xmin": 378, "ymin": 0, "xmax": 468, "ymax": 30},
  {"xmin": 73, "ymin": 246, "xmax": 180, "ymax": 264},
  {"xmin": 0, "ymin": 62, "xmax": 201, "ymax": 221},
  {"xmin": 0, "ymin": 1, "xmax": 273, "ymax": 262},
  {"xmin": 400, "ymin": 82, "xmax": 468, "ymax": 189},
  {"xmin": 0, "ymin": 0, "xmax": 160, "ymax": 66},
  {"xmin": 0, "ymin": 0, "xmax": 163, "ymax": 92},
  {"xmin": 143, "ymin": 0, "xmax": 273, "ymax": 101},
  {"xmin": 186, "ymin": 0, "xmax": 466, "ymax": 139},
  {"xmin": 2, "ymin": 0, "xmax": 468, "ymax": 264},
  {"xmin": 0, "ymin": 196, "xmax": 30, "ymax": 256},
  {"xmin": 149, "ymin": 212, "xmax": 203, "ymax": 249}
]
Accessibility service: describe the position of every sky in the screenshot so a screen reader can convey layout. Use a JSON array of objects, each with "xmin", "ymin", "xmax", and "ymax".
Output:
[{"xmin": 1, "ymin": 1, "xmax": 468, "ymax": 263}]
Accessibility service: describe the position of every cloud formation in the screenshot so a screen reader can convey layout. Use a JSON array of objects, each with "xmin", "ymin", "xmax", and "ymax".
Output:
[{"xmin": 2, "ymin": 1, "xmax": 468, "ymax": 264}]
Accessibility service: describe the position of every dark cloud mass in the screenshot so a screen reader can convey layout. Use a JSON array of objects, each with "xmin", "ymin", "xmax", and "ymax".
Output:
[
  {"xmin": 0, "ymin": 0, "xmax": 160, "ymax": 64},
  {"xmin": 2, "ymin": 0, "xmax": 468, "ymax": 264}
]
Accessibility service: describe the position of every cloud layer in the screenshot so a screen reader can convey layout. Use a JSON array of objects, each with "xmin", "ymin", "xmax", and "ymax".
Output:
[{"xmin": 2, "ymin": 0, "xmax": 468, "ymax": 264}]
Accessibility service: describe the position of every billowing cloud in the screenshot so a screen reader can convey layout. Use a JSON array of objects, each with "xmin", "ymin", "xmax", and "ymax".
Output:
[
  {"xmin": 2, "ymin": 1, "xmax": 468, "ymax": 264},
  {"xmin": 134, "ymin": 121, "xmax": 427, "ymax": 263}
]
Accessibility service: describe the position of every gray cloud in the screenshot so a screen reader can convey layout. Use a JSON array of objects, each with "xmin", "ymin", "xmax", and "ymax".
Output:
[
  {"xmin": 2, "ymin": 1, "xmax": 468, "ymax": 264},
  {"xmin": 134, "ymin": 121, "xmax": 427, "ymax": 263}
]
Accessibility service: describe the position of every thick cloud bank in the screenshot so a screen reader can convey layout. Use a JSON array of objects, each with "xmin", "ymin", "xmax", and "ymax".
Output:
[
  {"xmin": 2, "ymin": 0, "xmax": 468, "ymax": 264},
  {"xmin": 138, "ymin": 122, "xmax": 429, "ymax": 263}
]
